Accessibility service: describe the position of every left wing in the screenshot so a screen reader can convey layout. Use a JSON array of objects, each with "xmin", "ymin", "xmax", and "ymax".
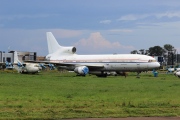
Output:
[{"xmin": 25, "ymin": 60, "xmax": 105, "ymax": 69}]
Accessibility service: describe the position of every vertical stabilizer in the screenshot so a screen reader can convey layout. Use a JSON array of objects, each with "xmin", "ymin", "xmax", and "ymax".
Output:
[
  {"xmin": 14, "ymin": 51, "xmax": 20, "ymax": 64},
  {"xmin": 47, "ymin": 32, "xmax": 61, "ymax": 54},
  {"xmin": 13, "ymin": 51, "xmax": 22, "ymax": 72},
  {"xmin": 14, "ymin": 51, "xmax": 22, "ymax": 65}
]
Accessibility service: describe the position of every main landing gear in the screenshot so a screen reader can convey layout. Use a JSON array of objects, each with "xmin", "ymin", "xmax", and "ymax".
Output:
[
  {"xmin": 136, "ymin": 71, "xmax": 141, "ymax": 78},
  {"xmin": 96, "ymin": 71, "xmax": 108, "ymax": 77}
]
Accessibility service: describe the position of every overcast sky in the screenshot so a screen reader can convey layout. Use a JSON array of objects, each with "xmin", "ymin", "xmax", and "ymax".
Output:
[{"xmin": 1, "ymin": 0, "xmax": 180, "ymax": 56}]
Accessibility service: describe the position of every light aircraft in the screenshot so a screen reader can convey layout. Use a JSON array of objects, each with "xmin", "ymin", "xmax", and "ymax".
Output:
[
  {"xmin": 167, "ymin": 68, "xmax": 175, "ymax": 73},
  {"xmin": 173, "ymin": 68, "xmax": 180, "ymax": 78},
  {"xmin": 5, "ymin": 61, "xmax": 14, "ymax": 69},
  {"xmin": 13, "ymin": 51, "xmax": 41, "ymax": 74},
  {"xmin": 42, "ymin": 32, "xmax": 160, "ymax": 77},
  {"xmin": 0, "ymin": 61, "xmax": 14, "ymax": 70},
  {"xmin": 175, "ymin": 70, "xmax": 180, "ymax": 78}
]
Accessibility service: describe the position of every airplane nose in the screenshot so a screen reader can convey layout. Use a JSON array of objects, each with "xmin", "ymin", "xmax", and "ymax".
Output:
[{"xmin": 155, "ymin": 62, "xmax": 160, "ymax": 68}]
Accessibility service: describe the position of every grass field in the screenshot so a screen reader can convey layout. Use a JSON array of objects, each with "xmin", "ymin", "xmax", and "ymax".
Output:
[{"xmin": 0, "ymin": 70, "xmax": 180, "ymax": 119}]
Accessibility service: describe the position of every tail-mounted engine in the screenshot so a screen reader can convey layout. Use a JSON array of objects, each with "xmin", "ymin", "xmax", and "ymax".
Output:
[
  {"xmin": 74, "ymin": 66, "xmax": 89, "ymax": 76},
  {"xmin": 61, "ymin": 46, "xmax": 76, "ymax": 54}
]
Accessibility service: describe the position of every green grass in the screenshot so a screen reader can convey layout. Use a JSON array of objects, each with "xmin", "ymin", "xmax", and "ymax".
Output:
[{"xmin": 0, "ymin": 70, "xmax": 180, "ymax": 119}]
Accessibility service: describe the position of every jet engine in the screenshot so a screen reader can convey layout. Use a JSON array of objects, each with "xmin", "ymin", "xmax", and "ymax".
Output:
[
  {"xmin": 74, "ymin": 66, "xmax": 89, "ymax": 76},
  {"xmin": 61, "ymin": 46, "xmax": 76, "ymax": 54}
]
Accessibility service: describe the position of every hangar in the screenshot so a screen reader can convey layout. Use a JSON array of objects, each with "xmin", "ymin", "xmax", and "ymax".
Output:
[{"xmin": 0, "ymin": 51, "xmax": 37, "ymax": 63}]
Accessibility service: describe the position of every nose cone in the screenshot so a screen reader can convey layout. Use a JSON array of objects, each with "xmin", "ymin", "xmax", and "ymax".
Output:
[{"xmin": 155, "ymin": 62, "xmax": 160, "ymax": 68}]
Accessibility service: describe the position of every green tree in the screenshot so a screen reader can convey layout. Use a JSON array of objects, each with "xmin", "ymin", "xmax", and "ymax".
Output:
[
  {"xmin": 163, "ymin": 44, "xmax": 176, "ymax": 65},
  {"xmin": 139, "ymin": 49, "xmax": 145, "ymax": 54},
  {"xmin": 148, "ymin": 46, "xmax": 164, "ymax": 56},
  {"xmin": 130, "ymin": 50, "xmax": 139, "ymax": 54},
  {"xmin": 164, "ymin": 44, "xmax": 174, "ymax": 51},
  {"xmin": 145, "ymin": 50, "xmax": 149, "ymax": 55}
]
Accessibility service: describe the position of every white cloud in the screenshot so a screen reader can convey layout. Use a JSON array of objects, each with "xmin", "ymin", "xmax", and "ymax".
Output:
[
  {"xmin": 155, "ymin": 11, "xmax": 180, "ymax": 19},
  {"xmin": 74, "ymin": 32, "xmax": 134, "ymax": 54},
  {"xmin": 117, "ymin": 14, "xmax": 149, "ymax": 21},
  {"xmin": 118, "ymin": 11, "xmax": 180, "ymax": 22},
  {"xmin": 100, "ymin": 20, "xmax": 111, "ymax": 24},
  {"xmin": 118, "ymin": 15, "xmax": 138, "ymax": 21},
  {"xmin": 48, "ymin": 29, "xmax": 84, "ymax": 38}
]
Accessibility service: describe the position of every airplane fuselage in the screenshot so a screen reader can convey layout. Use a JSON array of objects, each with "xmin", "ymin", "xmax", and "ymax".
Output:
[
  {"xmin": 47, "ymin": 53, "xmax": 159, "ymax": 72},
  {"xmin": 21, "ymin": 63, "xmax": 40, "ymax": 73}
]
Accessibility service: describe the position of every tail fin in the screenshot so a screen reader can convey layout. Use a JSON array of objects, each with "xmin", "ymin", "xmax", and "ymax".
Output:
[
  {"xmin": 46, "ymin": 32, "xmax": 77, "ymax": 56},
  {"xmin": 13, "ymin": 51, "xmax": 23, "ymax": 72},
  {"xmin": 46, "ymin": 32, "xmax": 61, "ymax": 54},
  {"xmin": 14, "ymin": 51, "xmax": 22, "ymax": 66}
]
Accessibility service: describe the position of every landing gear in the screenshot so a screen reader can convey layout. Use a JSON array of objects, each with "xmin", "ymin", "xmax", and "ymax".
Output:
[
  {"xmin": 76, "ymin": 74, "xmax": 86, "ymax": 77},
  {"xmin": 96, "ymin": 72, "xmax": 107, "ymax": 77},
  {"xmin": 136, "ymin": 71, "xmax": 141, "ymax": 78},
  {"xmin": 96, "ymin": 74, "xmax": 107, "ymax": 77}
]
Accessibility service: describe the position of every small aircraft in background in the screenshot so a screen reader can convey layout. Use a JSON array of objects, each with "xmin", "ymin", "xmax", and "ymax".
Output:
[
  {"xmin": 5, "ymin": 61, "xmax": 14, "ymax": 69},
  {"xmin": 167, "ymin": 65, "xmax": 180, "ymax": 76},
  {"xmin": 167, "ymin": 67, "xmax": 175, "ymax": 73},
  {"xmin": 0, "ymin": 61, "xmax": 14, "ymax": 70},
  {"xmin": 13, "ymin": 51, "xmax": 42, "ymax": 74},
  {"xmin": 174, "ymin": 70, "xmax": 180, "ymax": 77},
  {"xmin": 173, "ymin": 67, "xmax": 180, "ymax": 78}
]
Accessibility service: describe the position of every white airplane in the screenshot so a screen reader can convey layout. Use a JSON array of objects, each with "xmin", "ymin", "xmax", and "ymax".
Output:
[
  {"xmin": 43, "ymin": 32, "xmax": 160, "ymax": 77},
  {"xmin": 173, "ymin": 68, "xmax": 180, "ymax": 78},
  {"xmin": 13, "ymin": 51, "xmax": 41, "ymax": 74},
  {"xmin": 175, "ymin": 71, "xmax": 180, "ymax": 78},
  {"xmin": 167, "ymin": 67, "xmax": 175, "ymax": 73}
]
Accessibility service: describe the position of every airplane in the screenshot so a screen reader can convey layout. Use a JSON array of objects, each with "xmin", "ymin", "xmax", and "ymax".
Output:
[
  {"xmin": 173, "ymin": 67, "xmax": 180, "ymax": 78},
  {"xmin": 41, "ymin": 32, "xmax": 160, "ymax": 77},
  {"xmin": 13, "ymin": 51, "xmax": 41, "ymax": 74},
  {"xmin": 0, "ymin": 61, "xmax": 14, "ymax": 70},
  {"xmin": 5, "ymin": 61, "xmax": 14, "ymax": 69}
]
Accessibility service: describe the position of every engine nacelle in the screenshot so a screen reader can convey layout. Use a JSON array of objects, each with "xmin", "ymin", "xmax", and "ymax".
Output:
[
  {"xmin": 74, "ymin": 66, "xmax": 89, "ymax": 76},
  {"xmin": 61, "ymin": 46, "xmax": 76, "ymax": 54}
]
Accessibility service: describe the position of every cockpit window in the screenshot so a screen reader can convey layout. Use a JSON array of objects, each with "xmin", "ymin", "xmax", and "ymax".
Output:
[{"xmin": 148, "ymin": 59, "xmax": 157, "ymax": 62}]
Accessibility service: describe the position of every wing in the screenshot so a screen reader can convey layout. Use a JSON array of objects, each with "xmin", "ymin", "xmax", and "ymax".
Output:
[
  {"xmin": 55, "ymin": 62, "xmax": 105, "ymax": 71},
  {"xmin": 24, "ymin": 60, "xmax": 105, "ymax": 70}
]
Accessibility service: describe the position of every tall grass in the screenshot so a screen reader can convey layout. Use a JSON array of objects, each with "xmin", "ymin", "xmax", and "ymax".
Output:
[{"xmin": 0, "ymin": 70, "xmax": 180, "ymax": 119}]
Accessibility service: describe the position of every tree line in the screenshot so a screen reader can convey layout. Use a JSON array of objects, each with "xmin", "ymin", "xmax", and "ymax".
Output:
[{"xmin": 130, "ymin": 44, "xmax": 178, "ymax": 65}]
